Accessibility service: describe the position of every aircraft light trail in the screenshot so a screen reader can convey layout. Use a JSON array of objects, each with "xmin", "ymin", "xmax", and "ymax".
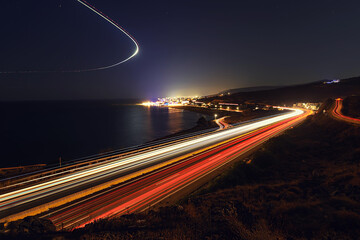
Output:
[
  {"xmin": 75, "ymin": 0, "xmax": 139, "ymax": 71},
  {"xmin": 0, "ymin": 0, "xmax": 139, "ymax": 74}
]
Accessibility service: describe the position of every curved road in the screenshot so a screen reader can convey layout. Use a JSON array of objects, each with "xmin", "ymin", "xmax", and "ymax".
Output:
[
  {"xmin": 332, "ymin": 98, "xmax": 360, "ymax": 124},
  {"xmin": 0, "ymin": 108, "xmax": 310, "ymax": 229},
  {"xmin": 215, "ymin": 117, "xmax": 230, "ymax": 130}
]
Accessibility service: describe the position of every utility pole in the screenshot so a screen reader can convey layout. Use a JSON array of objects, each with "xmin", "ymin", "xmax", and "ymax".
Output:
[{"xmin": 59, "ymin": 157, "xmax": 62, "ymax": 168}]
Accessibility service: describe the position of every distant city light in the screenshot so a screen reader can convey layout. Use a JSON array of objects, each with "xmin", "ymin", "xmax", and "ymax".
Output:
[
  {"xmin": 292, "ymin": 102, "xmax": 321, "ymax": 111},
  {"xmin": 140, "ymin": 96, "xmax": 199, "ymax": 107},
  {"xmin": 141, "ymin": 101, "xmax": 152, "ymax": 106},
  {"xmin": 323, "ymin": 79, "xmax": 340, "ymax": 84}
]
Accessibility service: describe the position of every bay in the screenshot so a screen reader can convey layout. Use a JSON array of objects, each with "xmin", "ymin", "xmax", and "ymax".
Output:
[{"xmin": 0, "ymin": 101, "xmax": 206, "ymax": 168}]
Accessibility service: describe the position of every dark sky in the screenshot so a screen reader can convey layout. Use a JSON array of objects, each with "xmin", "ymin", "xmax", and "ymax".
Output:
[{"xmin": 1, "ymin": 0, "xmax": 360, "ymax": 101}]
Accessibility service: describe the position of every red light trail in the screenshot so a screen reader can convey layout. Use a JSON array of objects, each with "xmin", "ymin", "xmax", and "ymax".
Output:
[
  {"xmin": 333, "ymin": 98, "xmax": 360, "ymax": 124},
  {"xmin": 0, "ymin": 108, "xmax": 309, "ymax": 229},
  {"xmin": 46, "ymin": 111, "xmax": 310, "ymax": 230}
]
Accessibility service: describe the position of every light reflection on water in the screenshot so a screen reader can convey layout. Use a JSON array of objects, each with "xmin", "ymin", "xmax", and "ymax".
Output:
[{"xmin": 0, "ymin": 102, "xmax": 206, "ymax": 167}]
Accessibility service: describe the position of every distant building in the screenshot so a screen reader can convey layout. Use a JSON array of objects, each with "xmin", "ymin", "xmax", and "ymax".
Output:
[
  {"xmin": 323, "ymin": 79, "xmax": 340, "ymax": 84},
  {"xmin": 293, "ymin": 102, "xmax": 321, "ymax": 111},
  {"xmin": 218, "ymin": 102, "xmax": 239, "ymax": 110},
  {"xmin": 194, "ymin": 101, "xmax": 205, "ymax": 106}
]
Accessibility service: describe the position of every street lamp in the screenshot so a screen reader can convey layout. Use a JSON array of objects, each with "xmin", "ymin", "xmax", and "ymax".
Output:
[{"xmin": 214, "ymin": 114, "xmax": 217, "ymax": 119}]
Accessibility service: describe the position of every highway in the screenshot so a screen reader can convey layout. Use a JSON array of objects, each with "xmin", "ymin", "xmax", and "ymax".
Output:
[
  {"xmin": 332, "ymin": 98, "xmax": 360, "ymax": 124},
  {"xmin": 0, "ymin": 107, "xmax": 310, "ymax": 229},
  {"xmin": 215, "ymin": 117, "xmax": 230, "ymax": 130}
]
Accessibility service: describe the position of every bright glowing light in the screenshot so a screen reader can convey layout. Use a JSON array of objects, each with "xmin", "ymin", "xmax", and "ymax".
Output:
[{"xmin": 141, "ymin": 101, "xmax": 152, "ymax": 106}]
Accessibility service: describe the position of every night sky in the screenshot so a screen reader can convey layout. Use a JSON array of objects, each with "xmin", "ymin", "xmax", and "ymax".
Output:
[{"xmin": 1, "ymin": 0, "xmax": 360, "ymax": 101}]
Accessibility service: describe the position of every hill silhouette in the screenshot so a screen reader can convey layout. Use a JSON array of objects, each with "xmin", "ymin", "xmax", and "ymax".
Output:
[
  {"xmin": 217, "ymin": 86, "xmax": 282, "ymax": 95},
  {"xmin": 204, "ymin": 76, "xmax": 360, "ymax": 105}
]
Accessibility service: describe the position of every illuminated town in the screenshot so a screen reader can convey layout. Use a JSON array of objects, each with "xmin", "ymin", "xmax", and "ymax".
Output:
[
  {"xmin": 1, "ymin": 0, "xmax": 360, "ymax": 239},
  {"xmin": 141, "ymin": 96, "xmax": 199, "ymax": 106}
]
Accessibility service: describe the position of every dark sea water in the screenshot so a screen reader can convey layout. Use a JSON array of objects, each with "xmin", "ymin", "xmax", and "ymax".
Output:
[{"xmin": 0, "ymin": 101, "xmax": 206, "ymax": 168}]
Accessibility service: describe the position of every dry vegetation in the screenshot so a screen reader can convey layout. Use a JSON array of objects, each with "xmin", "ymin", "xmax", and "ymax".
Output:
[
  {"xmin": 0, "ymin": 164, "xmax": 45, "ymax": 180},
  {"xmin": 173, "ymin": 105, "xmax": 286, "ymax": 125},
  {"xmin": 342, "ymin": 96, "xmax": 360, "ymax": 118},
  {"xmin": 2, "ymin": 98, "xmax": 360, "ymax": 239},
  {"xmin": 70, "ymin": 99, "xmax": 360, "ymax": 240}
]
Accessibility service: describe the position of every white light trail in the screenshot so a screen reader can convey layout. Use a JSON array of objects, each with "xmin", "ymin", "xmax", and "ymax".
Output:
[
  {"xmin": 75, "ymin": 0, "xmax": 139, "ymax": 71},
  {"xmin": 0, "ymin": 108, "xmax": 303, "ymax": 212},
  {"xmin": 0, "ymin": 0, "xmax": 139, "ymax": 74}
]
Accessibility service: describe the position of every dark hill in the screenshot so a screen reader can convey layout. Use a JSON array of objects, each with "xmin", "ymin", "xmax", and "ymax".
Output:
[
  {"xmin": 218, "ymin": 86, "xmax": 282, "ymax": 95},
  {"xmin": 342, "ymin": 95, "xmax": 360, "ymax": 118},
  {"xmin": 204, "ymin": 76, "xmax": 360, "ymax": 105}
]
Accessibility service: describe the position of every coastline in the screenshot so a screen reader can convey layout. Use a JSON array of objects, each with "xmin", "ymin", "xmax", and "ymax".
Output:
[
  {"xmin": 1, "ymin": 106, "xmax": 285, "ymax": 178},
  {"xmin": 170, "ymin": 105, "xmax": 286, "ymax": 124},
  {"xmin": 2, "ymin": 105, "xmax": 308, "ymax": 237},
  {"xmin": 0, "ymin": 102, "xmax": 202, "ymax": 170}
]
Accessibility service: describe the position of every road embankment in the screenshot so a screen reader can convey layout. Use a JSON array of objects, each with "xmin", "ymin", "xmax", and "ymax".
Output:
[
  {"xmin": 0, "ymin": 164, "xmax": 46, "ymax": 180},
  {"xmin": 60, "ymin": 103, "xmax": 360, "ymax": 240},
  {"xmin": 331, "ymin": 98, "xmax": 360, "ymax": 125},
  {"xmin": 171, "ymin": 105, "xmax": 287, "ymax": 124}
]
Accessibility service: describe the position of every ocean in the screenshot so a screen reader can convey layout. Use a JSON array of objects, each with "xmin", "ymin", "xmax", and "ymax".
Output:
[{"xmin": 0, "ymin": 101, "xmax": 206, "ymax": 168}]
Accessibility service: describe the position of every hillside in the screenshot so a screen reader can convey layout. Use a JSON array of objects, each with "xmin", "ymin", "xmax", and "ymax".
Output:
[
  {"xmin": 342, "ymin": 95, "xmax": 360, "ymax": 118},
  {"xmin": 71, "ymin": 101, "xmax": 360, "ymax": 239},
  {"xmin": 4, "ymin": 98, "xmax": 360, "ymax": 239},
  {"xmin": 204, "ymin": 76, "xmax": 360, "ymax": 105},
  {"xmin": 217, "ymin": 86, "xmax": 282, "ymax": 95}
]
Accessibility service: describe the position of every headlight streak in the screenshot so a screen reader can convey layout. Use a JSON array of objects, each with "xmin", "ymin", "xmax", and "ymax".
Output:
[
  {"xmin": 71, "ymin": 112, "xmax": 309, "ymax": 229},
  {"xmin": 49, "ymin": 117, "xmax": 300, "ymax": 226},
  {"xmin": 0, "ymin": 109, "xmax": 303, "ymax": 220},
  {"xmin": 4, "ymin": 113, "xmax": 287, "ymax": 189},
  {"xmin": 0, "ymin": 0, "xmax": 139, "ymax": 74},
  {"xmin": 1, "ymin": 123, "xmax": 223, "ymax": 192}
]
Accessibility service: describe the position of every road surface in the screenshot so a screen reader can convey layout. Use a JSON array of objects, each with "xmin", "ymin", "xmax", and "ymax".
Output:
[
  {"xmin": 0, "ymin": 108, "xmax": 310, "ymax": 229},
  {"xmin": 332, "ymin": 98, "xmax": 360, "ymax": 124},
  {"xmin": 215, "ymin": 117, "xmax": 230, "ymax": 129}
]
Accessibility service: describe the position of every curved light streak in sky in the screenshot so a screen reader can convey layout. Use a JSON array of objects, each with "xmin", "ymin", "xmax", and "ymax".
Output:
[
  {"xmin": 75, "ymin": 0, "xmax": 139, "ymax": 71},
  {"xmin": 0, "ymin": 0, "xmax": 139, "ymax": 74}
]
